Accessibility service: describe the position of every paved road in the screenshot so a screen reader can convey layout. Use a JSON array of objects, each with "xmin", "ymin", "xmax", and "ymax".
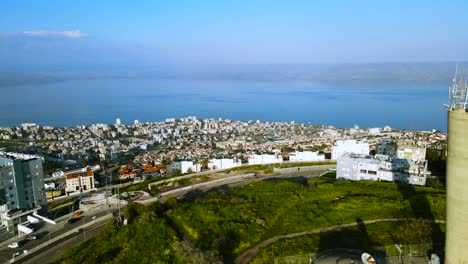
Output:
[
  {"xmin": 19, "ymin": 221, "xmax": 108, "ymax": 264},
  {"xmin": 0, "ymin": 207, "xmax": 118, "ymax": 264},
  {"xmin": 4, "ymin": 165, "xmax": 333, "ymax": 263},
  {"xmin": 234, "ymin": 218, "xmax": 446, "ymax": 264},
  {"xmin": 145, "ymin": 166, "xmax": 334, "ymax": 203}
]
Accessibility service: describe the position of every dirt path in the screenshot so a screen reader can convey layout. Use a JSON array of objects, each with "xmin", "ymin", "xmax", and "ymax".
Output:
[{"xmin": 234, "ymin": 218, "xmax": 445, "ymax": 264}]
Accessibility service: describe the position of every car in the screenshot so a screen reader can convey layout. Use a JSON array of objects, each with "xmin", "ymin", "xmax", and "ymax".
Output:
[
  {"xmin": 8, "ymin": 242, "xmax": 19, "ymax": 248},
  {"xmin": 26, "ymin": 235, "xmax": 37, "ymax": 240},
  {"xmin": 68, "ymin": 217, "xmax": 82, "ymax": 224},
  {"xmin": 12, "ymin": 252, "xmax": 20, "ymax": 258}
]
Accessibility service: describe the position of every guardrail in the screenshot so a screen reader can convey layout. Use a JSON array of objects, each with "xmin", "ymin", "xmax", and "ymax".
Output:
[{"xmin": 9, "ymin": 214, "xmax": 113, "ymax": 263}]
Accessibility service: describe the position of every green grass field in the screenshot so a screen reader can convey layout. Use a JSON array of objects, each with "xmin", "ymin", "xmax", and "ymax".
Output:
[
  {"xmin": 251, "ymin": 221, "xmax": 446, "ymax": 264},
  {"xmin": 54, "ymin": 172, "xmax": 446, "ymax": 263}
]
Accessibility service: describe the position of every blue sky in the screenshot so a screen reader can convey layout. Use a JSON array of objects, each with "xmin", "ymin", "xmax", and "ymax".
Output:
[{"xmin": 1, "ymin": 0, "xmax": 468, "ymax": 66}]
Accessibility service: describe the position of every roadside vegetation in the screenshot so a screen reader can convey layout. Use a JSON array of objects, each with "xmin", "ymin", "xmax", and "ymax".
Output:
[
  {"xmin": 252, "ymin": 220, "xmax": 446, "ymax": 264},
  {"xmin": 223, "ymin": 161, "xmax": 336, "ymax": 175},
  {"xmin": 54, "ymin": 172, "xmax": 446, "ymax": 263}
]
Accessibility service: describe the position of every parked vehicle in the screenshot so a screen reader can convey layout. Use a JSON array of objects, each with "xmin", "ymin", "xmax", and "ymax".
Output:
[
  {"xmin": 12, "ymin": 252, "xmax": 20, "ymax": 258},
  {"xmin": 26, "ymin": 235, "xmax": 37, "ymax": 240},
  {"xmin": 8, "ymin": 242, "xmax": 19, "ymax": 248}
]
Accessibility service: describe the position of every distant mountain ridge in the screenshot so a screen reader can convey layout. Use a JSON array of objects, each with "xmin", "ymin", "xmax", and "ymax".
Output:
[{"xmin": 1, "ymin": 62, "xmax": 467, "ymax": 87}]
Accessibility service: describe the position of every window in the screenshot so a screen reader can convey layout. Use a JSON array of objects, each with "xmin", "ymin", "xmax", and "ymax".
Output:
[
  {"xmin": 360, "ymin": 169, "xmax": 367, "ymax": 174},
  {"xmin": 368, "ymin": 170, "xmax": 377, "ymax": 175}
]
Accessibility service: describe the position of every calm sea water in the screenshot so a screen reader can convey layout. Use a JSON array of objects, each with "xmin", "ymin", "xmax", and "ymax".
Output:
[{"xmin": 0, "ymin": 78, "xmax": 448, "ymax": 131}]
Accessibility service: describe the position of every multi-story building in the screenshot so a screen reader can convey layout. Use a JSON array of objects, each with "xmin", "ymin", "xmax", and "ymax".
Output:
[
  {"xmin": 208, "ymin": 158, "xmax": 241, "ymax": 170},
  {"xmin": 289, "ymin": 151, "xmax": 325, "ymax": 162},
  {"xmin": 169, "ymin": 161, "xmax": 201, "ymax": 174},
  {"xmin": 0, "ymin": 152, "xmax": 47, "ymax": 240},
  {"xmin": 368, "ymin": 127, "xmax": 381, "ymax": 135},
  {"xmin": 248, "ymin": 154, "xmax": 283, "ymax": 165},
  {"xmin": 337, "ymin": 154, "xmax": 427, "ymax": 186},
  {"xmin": 65, "ymin": 167, "xmax": 96, "ymax": 194},
  {"xmin": 331, "ymin": 140, "xmax": 369, "ymax": 160},
  {"xmin": 377, "ymin": 140, "xmax": 426, "ymax": 161}
]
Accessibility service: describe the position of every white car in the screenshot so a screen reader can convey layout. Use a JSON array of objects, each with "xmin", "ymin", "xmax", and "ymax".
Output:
[
  {"xmin": 8, "ymin": 242, "xmax": 19, "ymax": 248},
  {"xmin": 12, "ymin": 252, "xmax": 20, "ymax": 258}
]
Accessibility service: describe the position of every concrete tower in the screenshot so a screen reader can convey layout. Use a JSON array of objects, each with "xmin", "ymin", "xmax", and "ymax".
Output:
[{"xmin": 445, "ymin": 69, "xmax": 468, "ymax": 264}]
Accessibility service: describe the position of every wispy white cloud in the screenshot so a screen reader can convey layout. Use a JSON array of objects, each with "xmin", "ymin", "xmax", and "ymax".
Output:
[{"xmin": 21, "ymin": 30, "xmax": 87, "ymax": 38}]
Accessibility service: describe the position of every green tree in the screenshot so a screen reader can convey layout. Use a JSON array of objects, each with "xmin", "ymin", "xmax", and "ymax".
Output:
[
  {"xmin": 123, "ymin": 202, "xmax": 145, "ymax": 223},
  {"xmin": 397, "ymin": 219, "xmax": 432, "ymax": 262}
]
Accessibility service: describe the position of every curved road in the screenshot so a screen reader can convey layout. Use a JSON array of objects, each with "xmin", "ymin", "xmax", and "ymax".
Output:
[{"xmin": 234, "ymin": 218, "xmax": 446, "ymax": 264}]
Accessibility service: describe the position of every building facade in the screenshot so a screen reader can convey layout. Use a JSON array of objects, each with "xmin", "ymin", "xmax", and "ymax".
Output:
[
  {"xmin": 65, "ymin": 167, "xmax": 96, "ymax": 194},
  {"xmin": 377, "ymin": 140, "xmax": 426, "ymax": 161},
  {"xmin": 337, "ymin": 154, "xmax": 427, "ymax": 186},
  {"xmin": 169, "ymin": 161, "xmax": 201, "ymax": 174},
  {"xmin": 0, "ymin": 152, "xmax": 47, "ymax": 240},
  {"xmin": 331, "ymin": 140, "xmax": 369, "ymax": 160},
  {"xmin": 248, "ymin": 154, "xmax": 283, "ymax": 165},
  {"xmin": 289, "ymin": 151, "xmax": 325, "ymax": 162},
  {"xmin": 208, "ymin": 158, "xmax": 241, "ymax": 170}
]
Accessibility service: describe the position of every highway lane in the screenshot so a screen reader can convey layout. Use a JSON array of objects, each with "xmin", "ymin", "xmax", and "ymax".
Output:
[
  {"xmin": 162, "ymin": 167, "xmax": 331, "ymax": 201},
  {"xmin": 19, "ymin": 221, "xmax": 109, "ymax": 264},
  {"xmin": 0, "ymin": 208, "xmax": 118, "ymax": 264}
]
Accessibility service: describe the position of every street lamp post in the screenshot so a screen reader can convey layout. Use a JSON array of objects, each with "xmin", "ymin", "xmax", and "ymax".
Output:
[
  {"xmin": 82, "ymin": 217, "xmax": 86, "ymax": 241},
  {"xmin": 394, "ymin": 244, "xmax": 402, "ymax": 264}
]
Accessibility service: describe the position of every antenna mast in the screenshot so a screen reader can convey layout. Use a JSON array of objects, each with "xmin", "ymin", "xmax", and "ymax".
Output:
[{"xmin": 448, "ymin": 64, "xmax": 468, "ymax": 111}]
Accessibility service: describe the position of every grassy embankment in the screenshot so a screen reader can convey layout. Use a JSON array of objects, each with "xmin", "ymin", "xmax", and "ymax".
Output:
[{"xmin": 54, "ymin": 172, "xmax": 445, "ymax": 263}]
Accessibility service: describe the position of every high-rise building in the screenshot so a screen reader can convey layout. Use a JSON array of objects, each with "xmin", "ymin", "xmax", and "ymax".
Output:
[
  {"xmin": 445, "ymin": 71, "xmax": 468, "ymax": 264},
  {"xmin": 0, "ymin": 152, "xmax": 47, "ymax": 240},
  {"xmin": 115, "ymin": 118, "xmax": 121, "ymax": 125}
]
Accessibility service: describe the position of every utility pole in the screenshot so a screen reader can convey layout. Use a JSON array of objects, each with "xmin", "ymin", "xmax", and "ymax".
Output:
[
  {"xmin": 117, "ymin": 185, "xmax": 121, "ymax": 217},
  {"xmin": 82, "ymin": 217, "xmax": 86, "ymax": 241},
  {"xmin": 106, "ymin": 175, "xmax": 111, "ymax": 215}
]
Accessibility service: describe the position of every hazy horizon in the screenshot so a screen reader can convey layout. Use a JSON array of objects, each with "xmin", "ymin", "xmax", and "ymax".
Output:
[
  {"xmin": 2, "ymin": 1, "xmax": 468, "ymax": 67},
  {"xmin": 2, "ymin": 1, "xmax": 466, "ymax": 131}
]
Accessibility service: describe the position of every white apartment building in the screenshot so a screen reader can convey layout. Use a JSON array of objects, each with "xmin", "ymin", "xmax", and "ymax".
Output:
[
  {"xmin": 65, "ymin": 168, "xmax": 96, "ymax": 193},
  {"xmin": 331, "ymin": 140, "xmax": 369, "ymax": 160},
  {"xmin": 289, "ymin": 151, "xmax": 325, "ymax": 162},
  {"xmin": 169, "ymin": 161, "xmax": 201, "ymax": 174},
  {"xmin": 377, "ymin": 140, "xmax": 426, "ymax": 161},
  {"xmin": 337, "ymin": 154, "xmax": 427, "ymax": 186},
  {"xmin": 248, "ymin": 154, "xmax": 283, "ymax": 165},
  {"xmin": 368, "ymin": 127, "xmax": 381, "ymax": 135},
  {"xmin": 208, "ymin": 158, "xmax": 241, "ymax": 170}
]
